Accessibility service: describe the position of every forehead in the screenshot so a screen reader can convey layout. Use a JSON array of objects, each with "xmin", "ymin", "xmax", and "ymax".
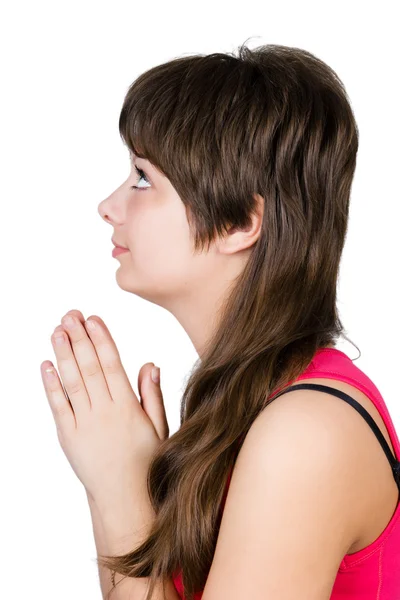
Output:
[
  {"xmin": 129, "ymin": 153, "xmax": 151, "ymax": 170},
  {"xmin": 128, "ymin": 148, "xmax": 147, "ymax": 161}
]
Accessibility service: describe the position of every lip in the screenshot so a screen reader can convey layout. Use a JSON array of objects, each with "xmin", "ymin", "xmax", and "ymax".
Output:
[
  {"xmin": 112, "ymin": 246, "xmax": 129, "ymax": 258},
  {"xmin": 111, "ymin": 238, "xmax": 128, "ymax": 249}
]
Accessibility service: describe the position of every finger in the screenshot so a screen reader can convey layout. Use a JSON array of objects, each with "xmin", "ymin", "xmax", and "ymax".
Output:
[
  {"xmin": 82, "ymin": 314, "xmax": 141, "ymax": 409},
  {"xmin": 60, "ymin": 311, "xmax": 141, "ymax": 413},
  {"xmin": 51, "ymin": 324, "xmax": 96, "ymax": 421},
  {"xmin": 138, "ymin": 363, "xmax": 169, "ymax": 441},
  {"xmin": 40, "ymin": 360, "xmax": 76, "ymax": 434},
  {"xmin": 138, "ymin": 362, "xmax": 153, "ymax": 400},
  {"xmin": 58, "ymin": 316, "xmax": 113, "ymax": 414},
  {"xmin": 65, "ymin": 309, "xmax": 86, "ymax": 324},
  {"xmin": 138, "ymin": 362, "xmax": 153, "ymax": 411}
]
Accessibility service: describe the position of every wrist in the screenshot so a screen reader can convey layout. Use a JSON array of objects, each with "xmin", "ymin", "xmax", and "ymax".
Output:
[
  {"xmin": 87, "ymin": 489, "xmax": 156, "ymax": 554},
  {"xmin": 86, "ymin": 479, "xmax": 148, "ymax": 516}
]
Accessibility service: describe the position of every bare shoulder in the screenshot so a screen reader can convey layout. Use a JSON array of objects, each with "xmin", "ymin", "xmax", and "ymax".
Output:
[
  {"xmin": 201, "ymin": 387, "xmax": 366, "ymax": 600},
  {"xmin": 239, "ymin": 384, "xmax": 367, "ymax": 537}
]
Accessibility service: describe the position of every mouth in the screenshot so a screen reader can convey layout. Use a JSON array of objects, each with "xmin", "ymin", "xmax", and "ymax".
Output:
[
  {"xmin": 112, "ymin": 246, "xmax": 130, "ymax": 258},
  {"xmin": 112, "ymin": 238, "xmax": 128, "ymax": 249}
]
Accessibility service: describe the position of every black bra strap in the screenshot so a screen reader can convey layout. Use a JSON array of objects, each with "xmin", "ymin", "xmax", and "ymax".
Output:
[{"xmin": 267, "ymin": 383, "xmax": 400, "ymax": 489}]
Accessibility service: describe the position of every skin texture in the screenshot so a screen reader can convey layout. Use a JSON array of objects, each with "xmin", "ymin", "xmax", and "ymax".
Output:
[
  {"xmin": 42, "ymin": 309, "xmax": 168, "ymax": 506},
  {"xmin": 95, "ymin": 158, "xmax": 382, "ymax": 600},
  {"xmin": 39, "ymin": 155, "xmax": 270, "ymax": 519},
  {"xmin": 201, "ymin": 390, "xmax": 369, "ymax": 600},
  {"xmin": 41, "ymin": 155, "xmax": 346, "ymax": 599},
  {"xmin": 97, "ymin": 154, "xmax": 266, "ymax": 358}
]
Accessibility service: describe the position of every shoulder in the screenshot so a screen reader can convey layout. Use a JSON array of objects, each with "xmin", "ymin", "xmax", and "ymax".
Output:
[
  {"xmin": 201, "ymin": 387, "xmax": 364, "ymax": 600},
  {"xmin": 236, "ymin": 383, "xmax": 368, "ymax": 491}
]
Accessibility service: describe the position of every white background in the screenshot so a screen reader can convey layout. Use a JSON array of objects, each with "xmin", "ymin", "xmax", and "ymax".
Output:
[{"xmin": 1, "ymin": 1, "xmax": 399, "ymax": 598}]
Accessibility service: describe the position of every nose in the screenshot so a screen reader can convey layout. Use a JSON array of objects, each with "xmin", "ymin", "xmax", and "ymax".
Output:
[
  {"xmin": 98, "ymin": 198, "xmax": 110, "ymax": 223},
  {"xmin": 98, "ymin": 193, "xmax": 119, "ymax": 225},
  {"xmin": 98, "ymin": 179, "xmax": 127, "ymax": 225}
]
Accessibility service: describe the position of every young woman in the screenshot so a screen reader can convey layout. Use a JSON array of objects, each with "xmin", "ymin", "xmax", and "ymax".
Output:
[{"xmin": 40, "ymin": 41, "xmax": 400, "ymax": 600}]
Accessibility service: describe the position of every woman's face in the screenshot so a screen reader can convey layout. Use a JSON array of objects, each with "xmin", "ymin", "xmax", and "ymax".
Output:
[
  {"xmin": 97, "ymin": 154, "xmax": 237, "ymax": 312},
  {"xmin": 98, "ymin": 153, "xmax": 259, "ymax": 355}
]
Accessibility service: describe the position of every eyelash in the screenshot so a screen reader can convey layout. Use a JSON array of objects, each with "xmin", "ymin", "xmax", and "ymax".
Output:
[{"xmin": 130, "ymin": 165, "xmax": 151, "ymax": 190}]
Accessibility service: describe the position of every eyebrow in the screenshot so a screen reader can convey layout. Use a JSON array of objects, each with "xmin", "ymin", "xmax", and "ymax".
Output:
[{"xmin": 129, "ymin": 150, "xmax": 148, "ymax": 164}]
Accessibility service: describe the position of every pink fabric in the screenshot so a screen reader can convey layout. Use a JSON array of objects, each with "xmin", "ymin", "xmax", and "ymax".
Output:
[{"xmin": 172, "ymin": 347, "xmax": 400, "ymax": 598}]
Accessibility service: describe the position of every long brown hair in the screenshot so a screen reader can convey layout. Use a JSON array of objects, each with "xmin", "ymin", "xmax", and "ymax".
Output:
[{"xmin": 97, "ymin": 39, "xmax": 360, "ymax": 600}]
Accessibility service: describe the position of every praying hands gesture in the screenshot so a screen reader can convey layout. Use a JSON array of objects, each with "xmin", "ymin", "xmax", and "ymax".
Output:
[{"xmin": 40, "ymin": 309, "xmax": 169, "ymax": 509}]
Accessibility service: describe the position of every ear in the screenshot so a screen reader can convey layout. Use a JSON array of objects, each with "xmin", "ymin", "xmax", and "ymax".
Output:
[{"xmin": 217, "ymin": 193, "xmax": 265, "ymax": 256}]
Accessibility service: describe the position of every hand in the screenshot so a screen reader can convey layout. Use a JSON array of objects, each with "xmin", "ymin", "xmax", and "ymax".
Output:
[{"xmin": 40, "ymin": 309, "xmax": 169, "ymax": 506}]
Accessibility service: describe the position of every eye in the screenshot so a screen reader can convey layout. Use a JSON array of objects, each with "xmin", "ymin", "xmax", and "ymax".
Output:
[{"xmin": 130, "ymin": 165, "xmax": 151, "ymax": 191}]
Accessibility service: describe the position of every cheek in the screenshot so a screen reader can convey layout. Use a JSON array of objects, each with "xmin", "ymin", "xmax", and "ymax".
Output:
[{"xmin": 127, "ymin": 203, "xmax": 193, "ymax": 284}]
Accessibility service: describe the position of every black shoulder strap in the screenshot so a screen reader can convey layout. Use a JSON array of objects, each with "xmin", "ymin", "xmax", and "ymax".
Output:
[{"xmin": 267, "ymin": 383, "xmax": 400, "ymax": 489}]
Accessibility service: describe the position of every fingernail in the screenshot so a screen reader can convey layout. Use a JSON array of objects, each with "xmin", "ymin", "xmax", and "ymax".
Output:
[
  {"xmin": 85, "ymin": 319, "xmax": 97, "ymax": 331},
  {"xmin": 63, "ymin": 315, "xmax": 77, "ymax": 328},
  {"xmin": 151, "ymin": 366, "xmax": 160, "ymax": 384},
  {"xmin": 45, "ymin": 367, "xmax": 57, "ymax": 380}
]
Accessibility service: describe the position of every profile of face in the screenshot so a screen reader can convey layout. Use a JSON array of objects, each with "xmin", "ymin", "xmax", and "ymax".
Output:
[
  {"xmin": 97, "ymin": 156, "xmax": 336, "ymax": 355},
  {"xmin": 98, "ymin": 155, "xmax": 199, "ymax": 310},
  {"xmin": 98, "ymin": 155, "xmax": 256, "ymax": 331}
]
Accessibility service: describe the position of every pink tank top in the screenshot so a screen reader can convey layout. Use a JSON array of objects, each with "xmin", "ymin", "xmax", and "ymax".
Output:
[{"xmin": 172, "ymin": 347, "xmax": 400, "ymax": 598}]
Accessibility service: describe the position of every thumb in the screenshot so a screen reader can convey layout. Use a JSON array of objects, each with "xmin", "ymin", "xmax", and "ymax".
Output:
[{"xmin": 138, "ymin": 362, "xmax": 169, "ymax": 441}]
